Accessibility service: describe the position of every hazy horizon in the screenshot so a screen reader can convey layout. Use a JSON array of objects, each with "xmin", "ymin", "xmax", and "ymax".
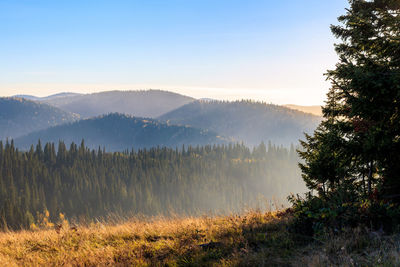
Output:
[
  {"xmin": 0, "ymin": 0, "xmax": 349, "ymax": 106},
  {"xmin": 5, "ymin": 88, "xmax": 323, "ymax": 106}
]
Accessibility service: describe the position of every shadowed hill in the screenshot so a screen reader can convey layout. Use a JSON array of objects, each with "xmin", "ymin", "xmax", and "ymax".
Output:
[
  {"xmin": 159, "ymin": 100, "xmax": 322, "ymax": 146},
  {"xmin": 15, "ymin": 113, "xmax": 227, "ymax": 151},
  {"xmin": 41, "ymin": 90, "xmax": 195, "ymax": 118},
  {"xmin": 0, "ymin": 97, "xmax": 79, "ymax": 140}
]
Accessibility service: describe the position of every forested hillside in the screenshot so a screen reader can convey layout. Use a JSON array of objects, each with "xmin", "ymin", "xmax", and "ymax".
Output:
[
  {"xmin": 41, "ymin": 90, "xmax": 195, "ymax": 118},
  {"xmin": 159, "ymin": 100, "xmax": 321, "ymax": 146},
  {"xmin": 0, "ymin": 140, "xmax": 303, "ymax": 229},
  {"xmin": 15, "ymin": 113, "xmax": 227, "ymax": 151},
  {"xmin": 0, "ymin": 97, "xmax": 79, "ymax": 140}
]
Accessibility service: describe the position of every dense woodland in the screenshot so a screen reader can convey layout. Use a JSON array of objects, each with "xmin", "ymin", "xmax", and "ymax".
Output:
[{"xmin": 0, "ymin": 140, "xmax": 303, "ymax": 230}]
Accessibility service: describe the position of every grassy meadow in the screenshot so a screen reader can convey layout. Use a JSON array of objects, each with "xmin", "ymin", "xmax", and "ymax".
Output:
[{"xmin": 0, "ymin": 210, "xmax": 399, "ymax": 266}]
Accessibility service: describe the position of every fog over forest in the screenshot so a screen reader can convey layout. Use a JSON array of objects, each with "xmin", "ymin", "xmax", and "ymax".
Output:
[{"xmin": 0, "ymin": 90, "xmax": 318, "ymax": 228}]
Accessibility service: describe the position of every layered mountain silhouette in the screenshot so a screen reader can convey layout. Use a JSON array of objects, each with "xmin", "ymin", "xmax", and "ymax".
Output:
[
  {"xmin": 0, "ymin": 97, "xmax": 79, "ymax": 140},
  {"xmin": 15, "ymin": 113, "xmax": 227, "ymax": 151},
  {"xmin": 39, "ymin": 90, "xmax": 195, "ymax": 118},
  {"xmin": 5, "ymin": 91, "xmax": 321, "ymax": 150},
  {"xmin": 159, "ymin": 100, "xmax": 321, "ymax": 146}
]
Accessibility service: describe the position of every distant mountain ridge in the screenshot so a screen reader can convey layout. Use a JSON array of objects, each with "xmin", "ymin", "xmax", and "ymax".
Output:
[
  {"xmin": 13, "ymin": 92, "xmax": 82, "ymax": 101},
  {"xmin": 39, "ymin": 90, "xmax": 195, "ymax": 118},
  {"xmin": 15, "ymin": 113, "xmax": 227, "ymax": 151},
  {"xmin": 5, "ymin": 90, "xmax": 322, "ymax": 149},
  {"xmin": 159, "ymin": 100, "xmax": 322, "ymax": 146},
  {"xmin": 284, "ymin": 104, "xmax": 322, "ymax": 116},
  {"xmin": 0, "ymin": 97, "xmax": 79, "ymax": 140}
]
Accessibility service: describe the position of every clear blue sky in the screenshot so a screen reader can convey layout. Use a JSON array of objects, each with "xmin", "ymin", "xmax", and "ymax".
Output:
[{"xmin": 0, "ymin": 0, "xmax": 348, "ymax": 105}]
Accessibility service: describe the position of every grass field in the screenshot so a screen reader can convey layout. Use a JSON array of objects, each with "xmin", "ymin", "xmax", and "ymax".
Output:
[{"xmin": 0, "ymin": 210, "xmax": 399, "ymax": 266}]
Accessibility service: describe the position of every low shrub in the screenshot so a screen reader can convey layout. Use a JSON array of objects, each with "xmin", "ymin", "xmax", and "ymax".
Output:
[{"xmin": 289, "ymin": 192, "xmax": 400, "ymax": 236}]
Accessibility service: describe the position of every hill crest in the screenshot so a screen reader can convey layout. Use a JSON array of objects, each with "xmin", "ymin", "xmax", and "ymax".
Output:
[
  {"xmin": 15, "ymin": 113, "xmax": 227, "ymax": 151},
  {"xmin": 40, "ymin": 89, "xmax": 195, "ymax": 118},
  {"xmin": 159, "ymin": 100, "xmax": 322, "ymax": 146}
]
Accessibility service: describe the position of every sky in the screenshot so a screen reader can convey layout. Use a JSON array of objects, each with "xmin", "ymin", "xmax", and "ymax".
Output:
[{"xmin": 0, "ymin": 0, "xmax": 349, "ymax": 105}]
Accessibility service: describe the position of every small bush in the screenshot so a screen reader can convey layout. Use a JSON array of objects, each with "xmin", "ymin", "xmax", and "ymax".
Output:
[{"xmin": 289, "ymin": 192, "xmax": 400, "ymax": 236}]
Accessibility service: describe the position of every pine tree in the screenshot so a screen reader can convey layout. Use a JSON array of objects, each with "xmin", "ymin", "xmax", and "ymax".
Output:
[{"xmin": 299, "ymin": 0, "xmax": 400, "ymax": 199}]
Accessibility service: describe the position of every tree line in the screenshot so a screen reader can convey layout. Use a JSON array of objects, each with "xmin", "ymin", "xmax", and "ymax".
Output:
[{"xmin": 0, "ymin": 140, "xmax": 303, "ymax": 230}]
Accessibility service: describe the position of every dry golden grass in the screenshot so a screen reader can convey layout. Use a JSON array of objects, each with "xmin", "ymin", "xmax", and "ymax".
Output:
[
  {"xmin": 0, "ymin": 210, "xmax": 399, "ymax": 266},
  {"xmin": 0, "ymin": 211, "xmax": 287, "ymax": 266}
]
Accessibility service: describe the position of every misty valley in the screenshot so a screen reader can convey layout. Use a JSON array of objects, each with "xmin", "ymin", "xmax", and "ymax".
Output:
[
  {"xmin": 0, "ymin": 90, "xmax": 316, "ymax": 229},
  {"xmin": 2, "ymin": 1, "xmax": 400, "ymax": 265}
]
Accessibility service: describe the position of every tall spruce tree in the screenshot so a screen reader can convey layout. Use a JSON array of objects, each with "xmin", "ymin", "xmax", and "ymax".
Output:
[
  {"xmin": 300, "ymin": 0, "xmax": 400, "ymax": 199},
  {"xmin": 293, "ymin": 1, "xmax": 400, "ymax": 234},
  {"xmin": 300, "ymin": 0, "xmax": 400, "ymax": 200}
]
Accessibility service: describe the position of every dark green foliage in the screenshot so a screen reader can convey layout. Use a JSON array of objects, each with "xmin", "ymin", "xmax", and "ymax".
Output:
[
  {"xmin": 327, "ymin": 0, "xmax": 400, "ymax": 199},
  {"xmin": 0, "ymin": 97, "xmax": 79, "ymax": 140},
  {"xmin": 15, "ymin": 113, "xmax": 228, "ymax": 151},
  {"xmin": 290, "ymin": 193, "xmax": 400, "ymax": 236},
  {"xmin": 296, "ymin": 0, "xmax": 400, "ymax": 234},
  {"xmin": 159, "ymin": 100, "xmax": 321, "ymax": 146},
  {"xmin": 298, "ymin": 90, "xmax": 355, "ymax": 195},
  {"xmin": 0, "ymin": 140, "xmax": 303, "ymax": 230}
]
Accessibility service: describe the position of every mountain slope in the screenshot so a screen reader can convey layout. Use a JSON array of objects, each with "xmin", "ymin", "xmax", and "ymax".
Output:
[
  {"xmin": 15, "ymin": 113, "xmax": 226, "ymax": 151},
  {"xmin": 41, "ymin": 90, "xmax": 195, "ymax": 118},
  {"xmin": 159, "ymin": 100, "xmax": 322, "ymax": 146},
  {"xmin": 0, "ymin": 97, "xmax": 79, "ymax": 140}
]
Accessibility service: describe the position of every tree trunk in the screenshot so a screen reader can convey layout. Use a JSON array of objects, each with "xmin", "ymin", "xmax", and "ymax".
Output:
[
  {"xmin": 368, "ymin": 161, "xmax": 373, "ymax": 195},
  {"xmin": 362, "ymin": 174, "xmax": 366, "ymax": 196}
]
